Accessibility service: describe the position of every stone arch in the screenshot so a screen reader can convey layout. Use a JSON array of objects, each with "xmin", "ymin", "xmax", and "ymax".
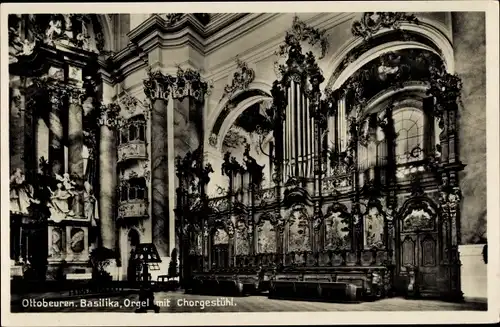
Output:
[
  {"xmin": 127, "ymin": 228, "xmax": 141, "ymax": 247},
  {"xmin": 363, "ymin": 81, "xmax": 428, "ymax": 114},
  {"xmin": 207, "ymin": 80, "xmax": 273, "ymax": 149},
  {"xmin": 215, "ymin": 95, "xmax": 271, "ymax": 152},
  {"xmin": 125, "ymin": 228, "xmax": 141, "ymax": 281},
  {"xmin": 93, "ymin": 14, "xmax": 114, "ymax": 52},
  {"xmin": 324, "ymin": 21, "xmax": 454, "ymax": 91}
]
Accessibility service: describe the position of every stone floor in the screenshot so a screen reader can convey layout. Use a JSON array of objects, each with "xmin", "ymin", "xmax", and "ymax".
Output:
[{"xmin": 11, "ymin": 291, "xmax": 487, "ymax": 313}]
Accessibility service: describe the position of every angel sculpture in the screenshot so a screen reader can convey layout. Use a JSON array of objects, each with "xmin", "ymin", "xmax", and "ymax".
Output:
[
  {"xmin": 56, "ymin": 173, "xmax": 76, "ymax": 196},
  {"xmin": 76, "ymin": 20, "xmax": 91, "ymax": 51},
  {"xmin": 377, "ymin": 53, "xmax": 401, "ymax": 81},
  {"xmin": 45, "ymin": 19, "xmax": 63, "ymax": 44},
  {"xmin": 48, "ymin": 182, "xmax": 75, "ymax": 222},
  {"xmin": 20, "ymin": 39, "xmax": 35, "ymax": 56}
]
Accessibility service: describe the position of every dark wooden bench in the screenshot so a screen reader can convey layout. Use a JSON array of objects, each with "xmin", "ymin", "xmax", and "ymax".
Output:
[
  {"xmin": 269, "ymin": 280, "xmax": 359, "ymax": 303},
  {"xmin": 188, "ymin": 271, "xmax": 261, "ymax": 296},
  {"xmin": 267, "ymin": 266, "xmax": 391, "ymax": 302},
  {"xmin": 188, "ymin": 276, "xmax": 245, "ymax": 296}
]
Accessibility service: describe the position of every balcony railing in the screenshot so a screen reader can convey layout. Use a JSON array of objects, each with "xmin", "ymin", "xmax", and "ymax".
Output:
[
  {"xmin": 117, "ymin": 141, "xmax": 147, "ymax": 163},
  {"xmin": 118, "ymin": 199, "xmax": 149, "ymax": 219}
]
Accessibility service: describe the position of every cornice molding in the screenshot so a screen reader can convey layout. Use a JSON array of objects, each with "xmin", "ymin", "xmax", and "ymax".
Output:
[
  {"xmin": 204, "ymin": 13, "xmax": 280, "ymax": 54},
  {"xmin": 206, "ymin": 13, "xmax": 354, "ymax": 84},
  {"xmin": 101, "ymin": 13, "xmax": 269, "ymax": 85}
]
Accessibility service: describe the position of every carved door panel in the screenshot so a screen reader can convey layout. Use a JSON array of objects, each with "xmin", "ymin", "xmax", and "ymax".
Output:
[
  {"xmin": 398, "ymin": 202, "xmax": 441, "ymax": 297},
  {"xmin": 418, "ymin": 233, "xmax": 439, "ymax": 294},
  {"xmin": 212, "ymin": 244, "xmax": 229, "ymax": 269}
]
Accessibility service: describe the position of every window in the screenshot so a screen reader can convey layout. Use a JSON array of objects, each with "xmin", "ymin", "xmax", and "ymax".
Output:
[
  {"xmin": 120, "ymin": 177, "xmax": 148, "ymax": 202},
  {"xmin": 393, "ymin": 108, "xmax": 424, "ymax": 164},
  {"xmin": 118, "ymin": 115, "xmax": 146, "ymax": 145}
]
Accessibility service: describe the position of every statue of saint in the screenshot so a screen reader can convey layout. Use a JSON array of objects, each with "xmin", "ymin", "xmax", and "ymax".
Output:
[
  {"xmin": 83, "ymin": 181, "xmax": 99, "ymax": 226},
  {"xmin": 10, "ymin": 168, "xmax": 38, "ymax": 215},
  {"xmin": 48, "ymin": 182, "xmax": 75, "ymax": 222},
  {"xmin": 365, "ymin": 208, "xmax": 384, "ymax": 248}
]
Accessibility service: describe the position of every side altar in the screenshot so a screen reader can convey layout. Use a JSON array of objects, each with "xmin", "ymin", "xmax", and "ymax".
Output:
[{"xmin": 9, "ymin": 12, "xmax": 119, "ymax": 280}]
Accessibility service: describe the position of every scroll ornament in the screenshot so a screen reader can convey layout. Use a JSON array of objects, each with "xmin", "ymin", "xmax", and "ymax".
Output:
[
  {"xmin": 222, "ymin": 58, "xmax": 255, "ymax": 100},
  {"xmin": 351, "ymin": 12, "xmax": 419, "ymax": 40}
]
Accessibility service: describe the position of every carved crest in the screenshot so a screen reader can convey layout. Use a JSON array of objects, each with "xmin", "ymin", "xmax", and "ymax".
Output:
[
  {"xmin": 351, "ymin": 12, "xmax": 419, "ymax": 40},
  {"xmin": 277, "ymin": 16, "xmax": 330, "ymax": 59},
  {"xmin": 159, "ymin": 14, "xmax": 184, "ymax": 26},
  {"xmin": 222, "ymin": 58, "xmax": 255, "ymax": 100}
]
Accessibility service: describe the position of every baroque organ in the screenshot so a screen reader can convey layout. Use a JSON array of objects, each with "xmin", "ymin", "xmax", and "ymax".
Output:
[{"xmin": 177, "ymin": 15, "xmax": 465, "ymax": 302}]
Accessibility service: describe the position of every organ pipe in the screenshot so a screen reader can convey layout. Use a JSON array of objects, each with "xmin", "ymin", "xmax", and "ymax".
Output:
[{"xmin": 280, "ymin": 79, "xmax": 322, "ymax": 181}]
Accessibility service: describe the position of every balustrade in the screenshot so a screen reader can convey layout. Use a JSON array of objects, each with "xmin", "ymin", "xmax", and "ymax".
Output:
[{"xmin": 117, "ymin": 180, "xmax": 148, "ymax": 219}]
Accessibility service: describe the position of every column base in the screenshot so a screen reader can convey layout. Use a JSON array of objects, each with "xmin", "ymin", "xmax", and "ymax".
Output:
[
  {"xmin": 459, "ymin": 244, "xmax": 487, "ymax": 300},
  {"xmin": 103, "ymin": 259, "xmax": 120, "ymax": 281}
]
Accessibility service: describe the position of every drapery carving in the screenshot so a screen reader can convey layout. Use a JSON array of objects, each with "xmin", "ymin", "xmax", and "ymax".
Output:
[
  {"xmin": 10, "ymin": 168, "xmax": 39, "ymax": 215},
  {"xmin": 47, "ymin": 173, "xmax": 79, "ymax": 222}
]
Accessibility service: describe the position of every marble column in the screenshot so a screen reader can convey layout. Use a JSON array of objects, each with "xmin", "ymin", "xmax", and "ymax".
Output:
[
  {"xmin": 48, "ymin": 87, "xmax": 66, "ymax": 176},
  {"xmin": 143, "ymin": 71, "xmax": 173, "ymax": 258},
  {"xmin": 171, "ymin": 69, "xmax": 207, "ymax": 160},
  {"xmin": 68, "ymin": 90, "xmax": 85, "ymax": 217},
  {"xmin": 98, "ymin": 103, "xmax": 120, "ymax": 250},
  {"xmin": 9, "ymin": 77, "xmax": 26, "ymax": 175}
]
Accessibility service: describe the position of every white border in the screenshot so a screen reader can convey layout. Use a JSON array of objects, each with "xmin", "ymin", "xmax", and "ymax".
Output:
[{"xmin": 1, "ymin": 1, "xmax": 499, "ymax": 326}]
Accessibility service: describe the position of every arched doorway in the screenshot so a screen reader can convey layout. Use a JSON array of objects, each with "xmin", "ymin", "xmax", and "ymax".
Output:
[
  {"xmin": 396, "ymin": 197, "xmax": 443, "ymax": 297},
  {"xmin": 126, "ymin": 229, "xmax": 140, "ymax": 282}
]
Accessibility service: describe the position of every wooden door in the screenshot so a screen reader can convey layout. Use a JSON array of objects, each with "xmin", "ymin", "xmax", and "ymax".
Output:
[
  {"xmin": 398, "ymin": 198, "xmax": 442, "ymax": 297},
  {"xmin": 212, "ymin": 244, "xmax": 229, "ymax": 269}
]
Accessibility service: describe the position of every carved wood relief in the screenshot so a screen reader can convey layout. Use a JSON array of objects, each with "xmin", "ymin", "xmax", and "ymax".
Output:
[{"xmin": 402, "ymin": 236, "xmax": 415, "ymax": 266}]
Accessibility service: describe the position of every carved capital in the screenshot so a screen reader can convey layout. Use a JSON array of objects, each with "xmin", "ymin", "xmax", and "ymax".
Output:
[
  {"xmin": 48, "ymin": 85, "xmax": 69, "ymax": 108},
  {"xmin": 143, "ymin": 70, "xmax": 175, "ymax": 101},
  {"xmin": 68, "ymin": 87, "xmax": 86, "ymax": 105},
  {"xmin": 172, "ymin": 67, "xmax": 211, "ymax": 102},
  {"xmin": 98, "ymin": 103, "xmax": 121, "ymax": 128}
]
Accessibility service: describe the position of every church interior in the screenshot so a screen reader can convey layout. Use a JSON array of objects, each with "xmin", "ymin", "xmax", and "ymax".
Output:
[{"xmin": 8, "ymin": 12, "xmax": 487, "ymax": 302}]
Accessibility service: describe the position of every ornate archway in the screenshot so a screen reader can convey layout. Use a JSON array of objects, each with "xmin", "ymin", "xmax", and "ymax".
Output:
[{"xmin": 324, "ymin": 14, "xmax": 454, "ymax": 91}]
